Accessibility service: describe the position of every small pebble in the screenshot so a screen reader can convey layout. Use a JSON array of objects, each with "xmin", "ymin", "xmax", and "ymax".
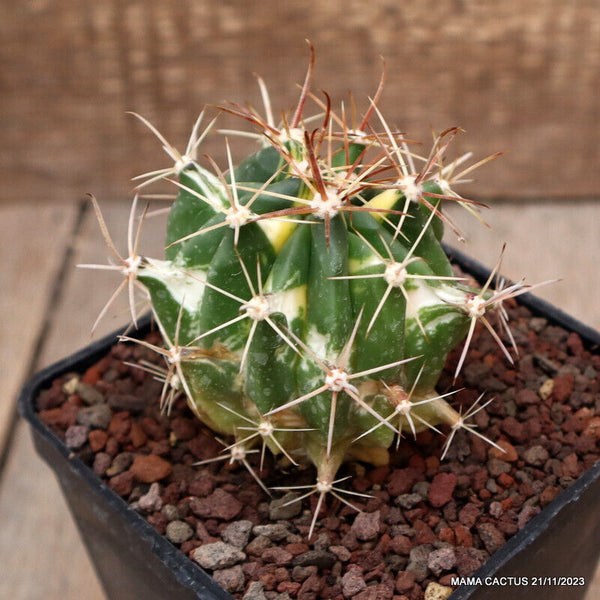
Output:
[
  {"xmin": 407, "ymin": 544, "xmax": 433, "ymax": 581},
  {"xmin": 427, "ymin": 547, "xmax": 456, "ymax": 576},
  {"xmin": 553, "ymin": 374, "xmax": 574, "ymax": 402},
  {"xmin": 253, "ymin": 523, "xmax": 289, "ymax": 542},
  {"xmin": 428, "ymin": 473, "xmax": 457, "ymax": 508},
  {"xmin": 412, "ymin": 481, "xmax": 430, "ymax": 499},
  {"xmin": 130, "ymin": 454, "xmax": 172, "ymax": 483},
  {"xmin": 351, "ymin": 510, "xmax": 380, "ymax": 541},
  {"xmin": 212, "ymin": 565, "xmax": 245, "ymax": 593},
  {"xmin": 424, "ymin": 581, "xmax": 454, "ymax": 600},
  {"xmin": 161, "ymin": 504, "xmax": 180, "ymax": 521},
  {"xmin": 395, "ymin": 570, "xmax": 415, "ymax": 594},
  {"xmin": 92, "ymin": 452, "xmax": 111, "ymax": 477},
  {"xmin": 386, "ymin": 467, "xmax": 421, "ymax": 496},
  {"xmin": 190, "ymin": 489, "xmax": 243, "ymax": 520},
  {"xmin": 342, "ymin": 566, "xmax": 368, "ymax": 597},
  {"xmin": 138, "ymin": 483, "xmax": 163, "ymax": 512},
  {"xmin": 269, "ymin": 493, "xmax": 302, "ymax": 520},
  {"xmin": 192, "ymin": 541, "xmax": 246, "ymax": 570},
  {"xmin": 77, "ymin": 404, "xmax": 112, "ymax": 429},
  {"xmin": 518, "ymin": 505, "xmax": 540, "ymax": 529},
  {"xmin": 108, "ymin": 393, "xmax": 148, "ymax": 412},
  {"xmin": 489, "ymin": 439, "xmax": 518, "ymax": 462},
  {"xmin": 455, "ymin": 547, "xmax": 489, "ymax": 577},
  {"xmin": 515, "ymin": 389, "xmax": 540, "ymax": 407},
  {"xmin": 62, "ymin": 376, "xmax": 79, "ymax": 396},
  {"xmin": 261, "ymin": 547, "xmax": 293, "ymax": 566},
  {"xmin": 166, "ymin": 520, "xmax": 193, "ymax": 544},
  {"xmin": 328, "ymin": 545, "xmax": 351, "ymax": 562},
  {"xmin": 529, "ymin": 317, "xmax": 547, "ymax": 333},
  {"xmin": 222, "ymin": 520, "xmax": 253, "ymax": 549},
  {"xmin": 523, "ymin": 445, "xmax": 549, "ymax": 467},
  {"xmin": 246, "ymin": 535, "xmax": 273, "ymax": 556},
  {"xmin": 243, "ymin": 581, "xmax": 268, "ymax": 600},
  {"xmin": 292, "ymin": 550, "xmax": 336, "ymax": 570},
  {"xmin": 458, "ymin": 503, "xmax": 481, "ymax": 528},
  {"xmin": 539, "ymin": 379, "xmax": 554, "ymax": 400},
  {"xmin": 109, "ymin": 471, "xmax": 134, "ymax": 497},
  {"xmin": 395, "ymin": 493, "xmax": 422, "ymax": 509},
  {"xmin": 76, "ymin": 382, "xmax": 104, "ymax": 405},
  {"xmin": 188, "ymin": 476, "xmax": 215, "ymax": 497},
  {"xmin": 312, "ymin": 532, "xmax": 330, "ymax": 552},
  {"xmin": 487, "ymin": 458, "xmax": 511, "ymax": 476},
  {"xmin": 476, "ymin": 523, "xmax": 506, "ymax": 554},
  {"xmin": 489, "ymin": 501, "xmax": 504, "ymax": 518},
  {"xmin": 65, "ymin": 424, "xmax": 90, "ymax": 449},
  {"xmin": 106, "ymin": 452, "xmax": 133, "ymax": 477},
  {"xmin": 88, "ymin": 429, "xmax": 108, "ymax": 452}
]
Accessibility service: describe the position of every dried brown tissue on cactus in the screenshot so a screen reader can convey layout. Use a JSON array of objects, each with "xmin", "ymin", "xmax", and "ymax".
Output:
[{"xmin": 81, "ymin": 46, "xmax": 556, "ymax": 537}]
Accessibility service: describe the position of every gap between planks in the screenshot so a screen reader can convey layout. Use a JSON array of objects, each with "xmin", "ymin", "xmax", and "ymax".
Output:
[
  {"xmin": 0, "ymin": 201, "xmax": 84, "ymax": 471},
  {"xmin": 0, "ymin": 199, "xmax": 166, "ymax": 600},
  {"xmin": 0, "ymin": 200, "xmax": 108, "ymax": 600}
]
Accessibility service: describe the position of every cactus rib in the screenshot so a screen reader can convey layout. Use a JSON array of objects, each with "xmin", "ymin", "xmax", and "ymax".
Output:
[{"xmin": 82, "ymin": 50, "xmax": 557, "ymax": 538}]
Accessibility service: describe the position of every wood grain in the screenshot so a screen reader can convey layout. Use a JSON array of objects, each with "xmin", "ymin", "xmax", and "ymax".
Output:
[
  {"xmin": 0, "ymin": 202, "xmax": 104, "ymax": 600},
  {"xmin": 0, "ymin": 203, "xmax": 78, "ymax": 460},
  {"xmin": 3, "ymin": 1, "xmax": 600, "ymax": 206},
  {"xmin": 444, "ymin": 200, "xmax": 600, "ymax": 329},
  {"xmin": 0, "ymin": 201, "xmax": 166, "ymax": 600},
  {"xmin": 0, "ymin": 423, "xmax": 106, "ymax": 600}
]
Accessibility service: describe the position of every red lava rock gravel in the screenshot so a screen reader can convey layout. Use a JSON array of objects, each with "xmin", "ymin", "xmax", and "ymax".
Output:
[
  {"xmin": 36, "ymin": 305, "xmax": 600, "ymax": 600},
  {"xmin": 130, "ymin": 454, "xmax": 173, "ymax": 483},
  {"xmin": 427, "ymin": 473, "xmax": 457, "ymax": 508}
]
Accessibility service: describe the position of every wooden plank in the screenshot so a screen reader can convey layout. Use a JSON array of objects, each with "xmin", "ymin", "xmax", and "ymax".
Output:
[
  {"xmin": 0, "ymin": 201, "xmax": 167, "ymax": 600},
  {"xmin": 0, "ymin": 423, "xmax": 106, "ymax": 600},
  {"xmin": 587, "ymin": 574, "xmax": 600, "ymax": 600},
  {"xmin": 2, "ymin": 1, "xmax": 600, "ymax": 204},
  {"xmin": 0, "ymin": 203, "xmax": 78, "ymax": 460},
  {"xmin": 0, "ymin": 202, "xmax": 101, "ymax": 600},
  {"xmin": 444, "ymin": 200, "xmax": 600, "ymax": 330}
]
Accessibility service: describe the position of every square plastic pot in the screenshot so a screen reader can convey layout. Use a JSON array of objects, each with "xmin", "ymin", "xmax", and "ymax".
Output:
[{"xmin": 18, "ymin": 247, "xmax": 600, "ymax": 600}]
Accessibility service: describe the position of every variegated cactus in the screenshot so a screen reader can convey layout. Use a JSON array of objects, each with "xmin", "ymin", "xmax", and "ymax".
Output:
[{"xmin": 83, "ymin": 48, "xmax": 551, "ymax": 535}]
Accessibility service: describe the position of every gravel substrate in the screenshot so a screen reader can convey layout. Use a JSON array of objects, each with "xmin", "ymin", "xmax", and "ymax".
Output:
[{"xmin": 36, "ymin": 301, "xmax": 600, "ymax": 600}]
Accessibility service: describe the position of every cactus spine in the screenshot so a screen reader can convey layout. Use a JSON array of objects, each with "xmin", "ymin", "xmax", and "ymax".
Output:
[{"xmin": 84, "ymin": 49, "xmax": 551, "ymax": 535}]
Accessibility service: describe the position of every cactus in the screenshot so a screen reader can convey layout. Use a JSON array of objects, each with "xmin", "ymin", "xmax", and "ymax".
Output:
[{"xmin": 83, "ymin": 49, "xmax": 552, "ymax": 536}]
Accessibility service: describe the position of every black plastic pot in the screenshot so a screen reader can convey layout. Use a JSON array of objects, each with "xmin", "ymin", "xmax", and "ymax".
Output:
[{"xmin": 18, "ymin": 247, "xmax": 600, "ymax": 600}]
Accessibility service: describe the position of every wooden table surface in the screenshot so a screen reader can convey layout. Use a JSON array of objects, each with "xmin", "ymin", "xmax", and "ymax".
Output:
[
  {"xmin": 0, "ymin": 198, "xmax": 599, "ymax": 599},
  {"xmin": 4, "ymin": 1, "xmax": 600, "ymax": 206}
]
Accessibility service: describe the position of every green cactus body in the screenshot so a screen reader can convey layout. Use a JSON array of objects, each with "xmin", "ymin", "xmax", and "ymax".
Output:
[
  {"xmin": 135, "ymin": 135, "xmax": 479, "ymax": 485},
  {"xmin": 85, "ymin": 56, "xmax": 550, "ymax": 534}
]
